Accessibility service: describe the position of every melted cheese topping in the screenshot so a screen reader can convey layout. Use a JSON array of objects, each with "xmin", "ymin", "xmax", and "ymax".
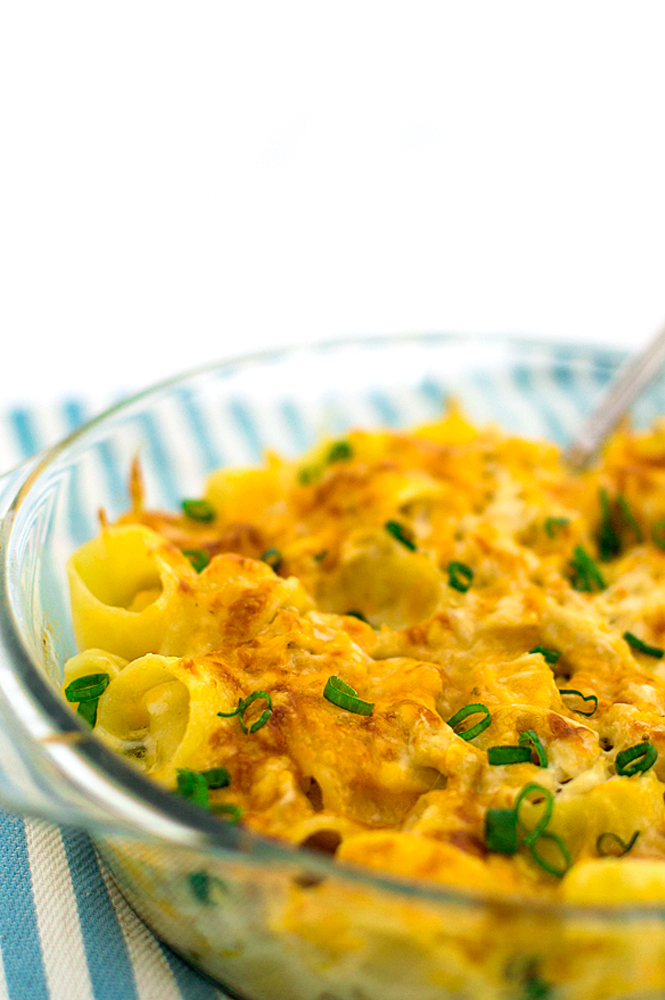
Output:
[{"xmin": 64, "ymin": 408, "xmax": 665, "ymax": 904}]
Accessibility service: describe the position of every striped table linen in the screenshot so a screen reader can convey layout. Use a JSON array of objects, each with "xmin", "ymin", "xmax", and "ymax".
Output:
[{"xmin": 0, "ymin": 396, "xmax": 232, "ymax": 1000}]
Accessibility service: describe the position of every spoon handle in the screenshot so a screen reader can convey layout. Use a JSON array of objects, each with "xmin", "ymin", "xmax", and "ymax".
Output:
[{"xmin": 566, "ymin": 322, "xmax": 665, "ymax": 470}]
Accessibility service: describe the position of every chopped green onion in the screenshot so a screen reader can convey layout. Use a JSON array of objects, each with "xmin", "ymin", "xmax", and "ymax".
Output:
[
  {"xmin": 189, "ymin": 870, "xmax": 228, "ymax": 904},
  {"xmin": 522, "ymin": 963, "xmax": 553, "ymax": 1000},
  {"xmin": 327, "ymin": 440, "xmax": 353, "ymax": 463},
  {"xmin": 617, "ymin": 495, "xmax": 643, "ymax": 543},
  {"xmin": 182, "ymin": 548, "xmax": 209, "ymax": 573},
  {"xmin": 484, "ymin": 808, "xmax": 518, "ymax": 854},
  {"xmin": 596, "ymin": 830, "xmax": 640, "ymax": 857},
  {"xmin": 615, "ymin": 741, "xmax": 657, "ymax": 776},
  {"xmin": 323, "ymin": 675, "xmax": 374, "ymax": 716},
  {"xmin": 313, "ymin": 549, "xmax": 328, "ymax": 562},
  {"xmin": 218, "ymin": 698, "xmax": 242, "ymax": 718},
  {"xmin": 64, "ymin": 673, "xmax": 110, "ymax": 702},
  {"xmin": 298, "ymin": 465, "xmax": 319, "ymax": 485},
  {"xmin": 210, "ymin": 802, "xmax": 243, "ymax": 823},
  {"xmin": 238, "ymin": 691, "xmax": 273, "ymax": 734},
  {"xmin": 261, "ymin": 548, "xmax": 282, "ymax": 571},
  {"xmin": 544, "ymin": 517, "xmax": 570, "ymax": 538},
  {"xmin": 598, "ymin": 488, "xmax": 621, "ymax": 561},
  {"xmin": 218, "ymin": 692, "xmax": 273, "ymax": 733},
  {"xmin": 182, "ymin": 498, "xmax": 215, "ymax": 522},
  {"xmin": 518, "ymin": 730, "xmax": 548, "ymax": 767},
  {"xmin": 569, "ymin": 545, "xmax": 605, "ymax": 592},
  {"xmin": 385, "ymin": 520, "xmax": 417, "ymax": 551},
  {"xmin": 528, "ymin": 830, "xmax": 572, "ymax": 878},
  {"xmin": 446, "ymin": 703, "xmax": 491, "ymax": 741},
  {"xmin": 176, "ymin": 769, "xmax": 209, "ymax": 808},
  {"xmin": 515, "ymin": 784, "xmax": 553, "ymax": 845},
  {"xmin": 487, "ymin": 745, "xmax": 532, "ymax": 765},
  {"xmin": 202, "ymin": 767, "xmax": 231, "ymax": 789},
  {"xmin": 623, "ymin": 631, "xmax": 664, "ymax": 659},
  {"xmin": 652, "ymin": 520, "xmax": 665, "ymax": 550},
  {"xmin": 77, "ymin": 699, "xmax": 99, "ymax": 727},
  {"xmin": 346, "ymin": 610, "xmax": 370, "ymax": 623},
  {"xmin": 559, "ymin": 689, "xmax": 598, "ymax": 717},
  {"xmin": 529, "ymin": 646, "xmax": 560, "ymax": 666},
  {"xmin": 447, "ymin": 561, "xmax": 474, "ymax": 593}
]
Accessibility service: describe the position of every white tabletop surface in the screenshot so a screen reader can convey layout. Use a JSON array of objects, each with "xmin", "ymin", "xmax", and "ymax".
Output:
[{"xmin": 1, "ymin": 1, "xmax": 665, "ymax": 409}]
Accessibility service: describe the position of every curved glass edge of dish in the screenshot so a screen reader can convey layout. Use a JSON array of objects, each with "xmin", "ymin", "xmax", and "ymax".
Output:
[{"xmin": 4, "ymin": 331, "xmax": 665, "ymax": 919}]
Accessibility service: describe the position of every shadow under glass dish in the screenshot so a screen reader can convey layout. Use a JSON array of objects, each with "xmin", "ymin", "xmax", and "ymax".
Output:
[{"xmin": 2, "ymin": 334, "xmax": 665, "ymax": 1000}]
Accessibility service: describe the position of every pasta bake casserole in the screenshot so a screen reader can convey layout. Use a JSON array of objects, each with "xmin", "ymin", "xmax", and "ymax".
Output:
[{"xmin": 63, "ymin": 405, "xmax": 665, "ymax": 906}]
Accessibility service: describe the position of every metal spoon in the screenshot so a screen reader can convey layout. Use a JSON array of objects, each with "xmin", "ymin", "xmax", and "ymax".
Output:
[{"xmin": 566, "ymin": 322, "xmax": 665, "ymax": 470}]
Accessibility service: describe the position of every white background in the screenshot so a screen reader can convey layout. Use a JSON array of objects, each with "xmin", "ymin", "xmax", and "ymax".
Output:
[{"xmin": 1, "ymin": 1, "xmax": 665, "ymax": 408}]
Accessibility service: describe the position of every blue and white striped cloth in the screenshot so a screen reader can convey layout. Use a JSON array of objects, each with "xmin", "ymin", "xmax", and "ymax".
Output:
[{"xmin": 0, "ymin": 396, "xmax": 232, "ymax": 1000}]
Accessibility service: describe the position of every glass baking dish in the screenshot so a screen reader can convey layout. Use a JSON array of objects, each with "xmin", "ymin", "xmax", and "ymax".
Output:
[{"xmin": 2, "ymin": 333, "xmax": 665, "ymax": 1000}]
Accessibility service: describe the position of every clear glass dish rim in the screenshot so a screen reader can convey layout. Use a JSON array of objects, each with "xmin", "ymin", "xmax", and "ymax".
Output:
[{"xmin": 4, "ymin": 329, "xmax": 664, "ymax": 922}]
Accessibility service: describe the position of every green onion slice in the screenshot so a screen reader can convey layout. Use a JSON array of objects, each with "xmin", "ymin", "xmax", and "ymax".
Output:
[
  {"xmin": 261, "ymin": 548, "xmax": 282, "ymax": 571},
  {"xmin": 182, "ymin": 548, "xmax": 209, "ymax": 573},
  {"xmin": 298, "ymin": 465, "xmax": 319, "ymax": 485},
  {"xmin": 598, "ymin": 488, "xmax": 621, "ymax": 561},
  {"xmin": 327, "ymin": 440, "xmax": 353, "ymax": 463},
  {"xmin": 323, "ymin": 676, "xmax": 374, "ymax": 716},
  {"xmin": 518, "ymin": 730, "xmax": 548, "ymax": 767},
  {"xmin": 484, "ymin": 807, "xmax": 518, "ymax": 854},
  {"xmin": 176, "ymin": 769, "xmax": 209, "ymax": 808},
  {"xmin": 210, "ymin": 802, "xmax": 243, "ymax": 824},
  {"xmin": 617, "ymin": 495, "xmax": 643, "ymax": 543},
  {"xmin": 487, "ymin": 745, "xmax": 532, "ymax": 765},
  {"xmin": 515, "ymin": 784, "xmax": 554, "ymax": 845},
  {"xmin": 447, "ymin": 561, "xmax": 474, "ymax": 593},
  {"xmin": 182, "ymin": 498, "xmax": 215, "ymax": 522},
  {"xmin": 447, "ymin": 703, "xmax": 491, "ymax": 741},
  {"xmin": 218, "ymin": 698, "xmax": 242, "ymax": 718},
  {"xmin": 202, "ymin": 767, "xmax": 231, "ymax": 789},
  {"xmin": 544, "ymin": 517, "xmax": 570, "ymax": 538},
  {"xmin": 528, "ymin": 831, "xmax": 572, "ymax": 878},
  {"xmin": 189, "ymin": 870, "xmax": 228, "ymax": 905},
  {"xmin": 238, "ymin": 691, "xmax": 273, "ymax": 734},
  {"xmin": 615, "ymin": 741, "xmax": 657, "ymax": 776},
  {"xmin": 569, "ymin": 545, "xmax": 605, "ymax": 592},
  {"xmin": 313, "ymin": 549, "xmax": 328, "ymax": 562},
  {"xmin": 652, "ymin": 520, "xmax": 665, "ymax": 550},
  {"xmin": 623, "ymin": 631, "xmax": 664, "ymax": 659},
  {"xmin": 529, "ymin": 645, "xmax": 560, "ymax": 666},
  {"xmin": 385, "ymin": 520, "xmax": 417, "ymax": 551},
  {"xmin": 596, "ymin": 830, "xmax": 640, "ymax": 857},
  {"xmin": 64, "ymin": 673, "xmax": 110, "ymax": 702},
  {"xmin": 77, "ymin": 699, "xmax": 99, "ymax": 727},
  {"xmin": 559, "ymin": 689, "xmax": 598, "ymax": 717}
]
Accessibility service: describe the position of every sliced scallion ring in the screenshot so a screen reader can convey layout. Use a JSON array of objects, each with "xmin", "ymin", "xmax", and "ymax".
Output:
[
  {"xmin": 652, "ymin": 520, "xmax": 665, "ymax": 550},
  {"xmin": 529, "ymin": 645, "xmax": 560, "ymax": 666},
  {"xmin": 518, "ymin": 730, "xmax": 548, "ymax": 767},
  {"xmin": 484, "ymin": 808, "xmax": 518, "ymax": 854},
  {"xmin": 596, "ymin": 830, "xmax": 640, "ymax": 857},
  {"xmin": 385, "ymin": 520, "xmax": 417, "ymax": 551},
  {"xmin": 182, "ymin": 498, "xmax": 215, "ymax": 522},
  {"xmin": 559, "ymin": 689, "xmax": 598, "ymax": 717},
  {"xmin": 515, "ymin": 783, "xmax": 553, "ymax": 846},
  {"xmin": 210, "ymin": 802, "xmax": 243, "ymax": 824},
  {"xmin": 528, "ymin": 831, "xmax": 572, "ymax": 878},
  {"xmin": 447, "ymin": 561, "xmax": 474, "ymax": 593},
  {"xmin": 261, "ymin": 548, "xmax": 282, "ymax": 571},
  {"xmin": 487, "ymin": 745, "xmax": 532, "ymax": 765},
  {"xmin": 202, "ymin": 767, "xmax": 231, "ymax": 789},
  {"xmin": 623, "ymin": 631, "xmax": 664, "ymax": 659},
  {"xmin": 323, "ymin": 676, "xmax": 374, "ymax": 716},
  {"xmin": 544, "ymin": 516, "xmax": 570, "ymax": 537},
  {"xmin": 569, "ymin": 545, "xmax": 605, "ymax": 592},
  {"xmin": 446, "ymin": 703, "xmax": 491, "ymax": 741},
  {"xmin": 176, "ymin": 769, "xmax": 210, "ymax": 808},
  {"xmin": 182, "ymin": 548, "xmax": 209, "ymax": 573},
  {"xmin": 615, "ymin": 741, "xmax": 657, "ymax": 776},
  {"xmin": 64, "ymin": 673, "xmax": 110, "ymax": 703},
  {"xmin": 238, "ymin": 691, "xmax": 273, "ymax": 734},
  {"xmin": 327, "ymin": 440, "xmax": 353, "ymax": 463}
]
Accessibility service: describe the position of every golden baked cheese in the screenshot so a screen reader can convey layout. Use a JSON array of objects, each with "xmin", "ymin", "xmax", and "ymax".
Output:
[{"xmin": 63, "ymin": 406, "xmax": 665, "ymax": 903}]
